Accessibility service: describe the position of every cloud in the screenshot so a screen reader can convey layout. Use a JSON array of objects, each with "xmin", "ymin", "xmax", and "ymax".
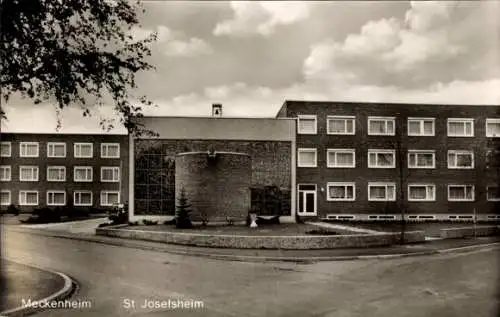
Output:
[{"xmin": 213, "ymin": 1, "xmax": 311, "ymax": 37}]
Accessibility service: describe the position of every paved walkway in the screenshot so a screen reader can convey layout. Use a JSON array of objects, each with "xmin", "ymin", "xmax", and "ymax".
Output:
[
  {"xmin": 18, "ymin": 217, "xmax": 108, "ymax": 234},
  {"xmin": 306, "ymin": 221, "xmax": 387, "ymax": 234}
]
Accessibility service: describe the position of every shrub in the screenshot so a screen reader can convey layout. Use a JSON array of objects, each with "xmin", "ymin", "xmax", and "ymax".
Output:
[
  {"xmin": 142, "ymin": 219, "xmax": 158, "ymax": 226},
  {"xmin": 128, "ymin": 221, "xmax": 139, "ymax": 226},
  {"xmin": 175, "ymin": 187, "xmax": 192, "ymax": 229},
  {"xmin": 163, "ymin": 218, "xmax": 176, "ymax": 225},
  {"xmin": 7, "ymin": 204, "xmax": 19, "ymax": 216}
]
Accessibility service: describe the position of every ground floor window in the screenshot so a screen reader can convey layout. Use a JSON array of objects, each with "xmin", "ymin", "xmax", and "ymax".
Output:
[
  {"xmin": 368, "ymin": 182, "xmax": 396, "ymax": 201},
  {"xmin": 448, "ymin": 185, "xmax": 474, "ymax": 201},
  {"xmin": 100, "ymin": 191, "xmax": 120, "ymax": 206},
  {"xmin": 47, "ymin": 191, "xmax": 66, "ymax": 206},
  {"xmin": 327, "ymin": 182, "xmax": 355, "ymax": 201},
  {"xmin": 408, "ymin": 184, "xmax": 435, "ymax": 201},
  {"xmin": 0, "ymin": 190, "xmax": 11, "ymax": 205},
  {"xmin": 486, "ymin": 186, "xmax": 500, "ymax": 201},
  {"xmin": 74, "ymin": 191, "xmax": 93, "ymax": 206},
  {"xmin": 19, "ymin": 190, "xmax": 38, "ymax": 205}
]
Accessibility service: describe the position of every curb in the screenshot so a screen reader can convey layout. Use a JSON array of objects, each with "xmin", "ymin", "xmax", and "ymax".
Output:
[
  {"xmin": 0, "ymin": 261, "xmax": 75, "ymax": 317},
  {"xmin": 5, "ymin": 227, "xmax": 500, "ymax": 263}
]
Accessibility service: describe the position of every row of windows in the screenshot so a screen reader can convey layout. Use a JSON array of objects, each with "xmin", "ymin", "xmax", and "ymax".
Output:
[
  {"xmin": 318, "ymin": 183, "xmax": 499, "ymax": 202},
  {"xmin": 0, "ymin": 142, "xmax": 120, "ymax": 158},
  {"xmin": 0, "ymin": 166, "xmax": 120, "ymax": 182},
  {"xmin": 297, "ymin": 115, "xmax": 500, "ymax": 137},
  {"xmin": 0, "ymin": 190, "xmax": 119, "ymax": 206},
  {"xmin": 297, "ymin": 148, "xmax": 493, "ymax": 169}
]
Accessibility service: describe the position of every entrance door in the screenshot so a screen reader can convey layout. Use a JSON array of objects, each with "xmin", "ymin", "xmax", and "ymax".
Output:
[{"xmin": 297, "ymin": 184, "xmax": 317, "ymax": 216}]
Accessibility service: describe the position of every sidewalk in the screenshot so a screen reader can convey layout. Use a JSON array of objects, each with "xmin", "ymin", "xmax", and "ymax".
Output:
[{"xmin": 5, "ymin": 226, "xmax": 500, "ymax": 262}]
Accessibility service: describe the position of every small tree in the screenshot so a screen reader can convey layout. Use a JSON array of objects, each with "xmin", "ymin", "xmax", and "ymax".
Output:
[{"xmin": 175, "ymin": 187, "xmax": 192, "ymax": 229}]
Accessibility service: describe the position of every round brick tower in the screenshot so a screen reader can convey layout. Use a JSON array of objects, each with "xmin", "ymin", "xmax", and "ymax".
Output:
[{"xmin": 175, "ymin": 151, "xmax": 251, "ymax": 223}]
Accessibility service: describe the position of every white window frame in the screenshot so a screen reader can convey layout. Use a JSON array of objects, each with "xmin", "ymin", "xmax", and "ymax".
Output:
[
  {"xmin": 0, "ymin": 165, "xmax": 11, "ymax": 181},
  {"xmin": 74, "ymin": 143, "xmax": 93, "ymax": 158},
  {"xmin": 100, "ymin": 166, "xmax": 120, "ymax": 182},
  {"xmin": 46, "ymin": 190, "xmax": 66, "ymax": 206},
  {"xmin": 368, "ymin": 149, "xmax": 396, "ymax": 168},
  {"xmin": 326, "ymin": 182, "xmax": 356, "ymax": 201},
  {"xmin": 447, "ymin": 150, "xmax": 474, "ymax": 169},
  {"xmin": 368, "ymin": 182, "xmax": 396, "ymax": 201},
  {"xmin": 19, "ymin": 190, "xmax": 39, "ymax": 206},
  {"xmin": 19, "ymin": 166, "xmax": 39, "ymax": 182},
  {"xmin": 407, "ymin": 117, "xmax": 435, "ymax": 136},
  {"xmin": 47, "ymin": 166, "xmax": 66, "ymax": 182},
  {"xmin": 0, "ymin": 142, "xmax": 11, "ymax": 157},
  {"xmin": 408, "ymin": 184, "xmax": 436, "ymax": 202},
  {"xmin": 486, "ymin": 118, "xmax": 500, "ymax": 138},
  {"xmin": 297, "ymin": 115, "xmax": 317, "ymax": 135},
  {"xmin": 447, "ymin": 118, "xmax": 474, "ymax": 137},
  {"xmin": 448, "ymin": 185, "xmax": 475, "ymax": 202},
  {"xmin": 74, "ymin": 166, "xmax": 93, "ymax": 182},
  {"xmin": 326, "ymin": 116, "xmax": 355, "ymax": 135},
  {"xmin": 327, "ymin": 149, "xmax": 355, "ymax": 168},
  {"xmin": 47, "ymin": 142, "xmax": 66, "ymax": 158},
  {"xmin": 297, "ymin": 148, "xmax": 317, "ymax": 167},
  {"xmin": 367, "ymin": 116, "xmax": 395, "ymax": 136},
  {"xmin": 74, "ymin": 191, "xmax": 93, "ymax": 206},
  {"xmin": 487, "ymin": 186, "xmax": 500, "ymax": 201},
  {"xmin": 101, "ymin": 143, "xmax": 120, "ymax": 158},
  {"xmin": 100, "ymin": 190, "xmax": 120, "ymax": 206},
  {"xmin": 407, "ymin": 150, "xmax": 436, "ymax": 169},
  {"xmin": 0, "ymin": 190, "xmax": 11, "ymax": 206},
  {"xmin": 19, "ymin": 142, "xmax": 39, "ymax": 157}
]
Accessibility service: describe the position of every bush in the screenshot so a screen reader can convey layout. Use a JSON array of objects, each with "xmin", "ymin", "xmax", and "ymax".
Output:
[
  {"xmin": 7, "ymin": 204, "xmax": 19, "ymax": 216},
  {"xmin": 175, "ymin": 187, "xmax": 192, "ymax": 229},
  {"xmin": 128, "ymin": 221, "xmax": 139, "ymax": 226},
  {"xmin": 26, "ymin": 207, "xmax": 61, "ymax": 223},
  {"xmin": 142, "ymin": 219, "xmax": 158, "ymax": 226},
  {"xmin": 163, "ymin": 218, "xmax": 176, "ymax": 225}
]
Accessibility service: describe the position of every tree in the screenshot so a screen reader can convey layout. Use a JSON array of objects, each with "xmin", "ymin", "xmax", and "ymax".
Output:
[
  {"xmin": 0, "ymin": 0, "xmax": 158, "ymax": 136},
  {"xmin": 175, "ymin": 186, "xmax": 192, "ymax": 229}
]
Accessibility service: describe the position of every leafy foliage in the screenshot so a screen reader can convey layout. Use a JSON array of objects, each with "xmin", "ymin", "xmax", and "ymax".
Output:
[
  {"xmin": 0, "ymin": 0, "xmax": 158, "ymax": 136},
  {"xmin": 175, "ymin": 186, "xmax": 192, "ymax": 229}
]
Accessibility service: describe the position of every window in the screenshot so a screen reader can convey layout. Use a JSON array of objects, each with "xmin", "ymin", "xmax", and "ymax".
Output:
[
  {"xmin": 487, "ymin": 186, "xmax": 500, "ymax": 201},
  {"xmin": 74, "ymin": 166, "xmax": 93, "ymax": 182},
  {"xmin": 448, "ymin": 150, "xmax": 474, "ymax": 169},
  {"xmin": 327, "ymin": 182, "xmax": 355, "ymax": 201},
  {"xmin": 486, "ymin": 150, "xmax": 500, "ymax": 169},
  {"xmin": 368, "ymin": 149, "xmax": 395, "ymax": 168},
  {"xmin": 0, "ymin": 190, "xmax": 11, "ymax": 205},
  {"xmin": 408, "ymin": 150, "xmax": 435, "ymax": 169},
  {"xmin": 408, "ymin": 184, "xmax": 436, "ymax": 201},
  {"xmin": 19, "ymin": 166, "xmax": 39, "ymax": 181},
  {"xmin": 20, "ymin": 142, "xmax": 39, "ymax": 157},
  {"xmin": 0, "ymin": 166, "xmax": 11, "ymax": 181},
  {"xmin": 447, "ymin": 118, "xmax": 474, "ymax": 137},
  {"xmin": 0, "ymin": 142, "xmax": 11, "ymax": 157},
  {"xmin": 486, "ymin": 119, "xmax": 500, "ymax": 137},
  {"xmin": 101, "ymin": 143, "xmax": 120, "ymax": 158},
  {"xmin": 47, "ymin": 142, "xmax": 66, "ymax": 158},
  {"xmin": 100, "ymin": 191, "xmax": 119, "ymax": 206},
  {"xmin": 74, "ymin": 191, "xmax": 93, "ymax": 206},
  {"xmin": 74, "ymin": 143, "xmax": 93, "ymax": 158},
  {"xmin": 297, "ymin": 148, "xmax": 317, "ymax": 167},
  {"xmin": 327, "ymin": 116, "xmax": 355, "ymax": 135},
  {"xmin": 326, "ymin": 149, "xmax": 355, "ymax": 168},
  {"xmin": 297, "ymin": 115, "xmax": 317, "ymax": 134},
  {"xmin": 101, "ymin": 166, "xmax": 120, "ymax": 182},
  {"xmin": 19, "ymin": 190, "xmax": 38, "ymax": 206},
  {"xmin": 368, "ymin": 182, "xmax": 396, "ymax": 201},
  {"xmin": 408, "ymin": 118, "xmax": 435, "ymax": 136},
  {"xmin": 47, "ymin": 166, "xmax": 66, "ymax": 182},
  {"xmin": 47, "ymin": 191, "xmax": 66, "ymax": 206},
  {"xmin": 368, "ymin": 117, "xmax": 395, "ymax": 136},
  {"xmin": 448, "ymin": 185, "xmax": 474, "ymax": 201}
]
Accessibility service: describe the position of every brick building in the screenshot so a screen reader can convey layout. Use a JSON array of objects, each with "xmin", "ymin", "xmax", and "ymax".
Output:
[
  {"xmin": 277, "ymin": 100, "xmax": 500, "ymax": 221},
  {"xmin": 0, "ymin": 133, "xmax": 129, "ymax": 213}
]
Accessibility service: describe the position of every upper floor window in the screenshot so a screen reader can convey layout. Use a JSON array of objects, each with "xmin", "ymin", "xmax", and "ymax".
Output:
[
  {"xmin": 297, "ymin": 148, "xmax": 317, "ymax": 167},
  {"xmin": 327, "ymin": 182, "xmax": 355, "ymax": 201},
  {"xmin": 327, "ymin": 116, "xmax": 355, "ymax": 135},
  {"xmin": 368, "ymin": 117, "xmax": 395, "ymax": 136},
  {"xmin": 0, "ymin": 190, "xmax": 11, "ymax": 206},
  {"xmin": 487, "ymin": 186, "xmax": 500, "ymax": 201},
  {"xmin": 486, "ymin": 118, "xmax": 500, "ymax": 137},
  {"xmin": 368, "ymin": 182, "xmax": 396, "ymax": 201},
  {"xmin": 47, "ymin": 191, "xmax": 66, "ymax": 206},
  {"xmin": 0, "ymin": 166, "xmax": 11, "ymax": 181},
  {"xmin": 448, "ymin": 150, "xmax": 474, "ymax": 169},
  {"xmin": 19, "ymin": 190, "xmax": 38, "ymax": 206},
  {"xmin": 407, "ymin": 118, "xmax": 435, "ymax": 136},
  {"xmin": 101, "ymin": 166, "xmax": 120, "ymax": 182},
  {"xmin": 327, "ymin": 149, "xmax": 355, "ymax": 168},
  {"xmin": 448, "ymin": 185, "xmax": 474, "ymax": 201},
  {"xmin": 19, "ymin": 166, "xmax": 39, "ymax": 181},
  {"xmin": 74, "ymin": 166, "xmax": 93, "ymax": 182},
  {"xmin": 0, "ymin": 142, "xmax": 11, "ymax": 157},
  {"xmin": 408, "ymin": 184, "xmax": 436, "ymax": 202},
  {"xmin": 408, "ymin": 150, "xmax": 435, "ymax": 169},
  {"xmin": 368, "ymin": 149, "xmax": 395, "ymax": 168},
  {"xmin": 74, "ymin": 143, "xmax": 93, "ymax": 158},
  {"xmin": 101, "ymin": 143, "xmax": 120, "ymax": 158},
  {"xmin": 447, "ymin": 118, "xmax": 474, "ymax": 137},
  {"xmin": 47, "ymin": 142, "xmax": 66, "ymax": 158},
  {"xmin": 47, "ymin": 166, "xmax": 66, "ymax": 182},
  {"xmin": 297, "ymin": 115, "xmax": 317, "ymax": 134},
  {"xmin": 20, "ymin": 142, "xmax": 39, "ymax": 157}
]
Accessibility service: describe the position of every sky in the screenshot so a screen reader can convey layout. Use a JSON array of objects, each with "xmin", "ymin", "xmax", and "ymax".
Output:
[{"xmin": 2, "ymin": 0, "xmax": 499, "ymax": 133}]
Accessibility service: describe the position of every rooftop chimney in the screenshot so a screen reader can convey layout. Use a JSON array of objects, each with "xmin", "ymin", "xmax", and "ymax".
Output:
[{"xmin": 212, "ymin": 103, "xmax": 222, "ymax": 117}]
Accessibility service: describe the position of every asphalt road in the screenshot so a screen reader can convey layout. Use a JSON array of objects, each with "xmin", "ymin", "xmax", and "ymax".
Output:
[{"xmin": 2, "ymin": 227, "xmax": 499, "ymax": 317}]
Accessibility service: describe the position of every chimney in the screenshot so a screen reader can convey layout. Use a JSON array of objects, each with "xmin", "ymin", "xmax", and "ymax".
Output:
[{"xmin": 212, "ymin": 103, "xmax": 222, "ymax": 117}]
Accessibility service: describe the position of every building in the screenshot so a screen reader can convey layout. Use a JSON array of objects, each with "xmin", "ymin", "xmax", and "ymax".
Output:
[
  {"xmin": 276, "ymin": 100, "xmax": 500, "ymax": 221},
  {"xmin": 0, "ymin": 133, "xmax": 129, "ymax": 213}
]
